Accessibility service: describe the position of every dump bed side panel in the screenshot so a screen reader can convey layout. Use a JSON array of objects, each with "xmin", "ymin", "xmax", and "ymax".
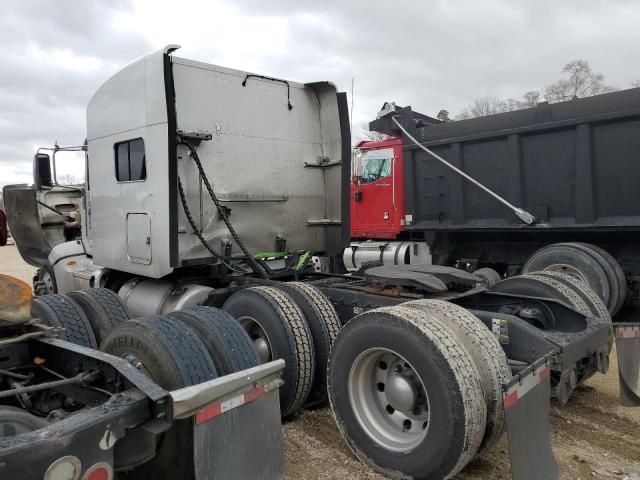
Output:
[{"xmin": 402, "ymin": 87, "xmax": 640, "ymax": 231}]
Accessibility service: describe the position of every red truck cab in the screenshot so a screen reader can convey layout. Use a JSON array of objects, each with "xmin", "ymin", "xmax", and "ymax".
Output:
[{"xmin": 351, "ymin": 137, "xmax": 405, "ymax": 240}]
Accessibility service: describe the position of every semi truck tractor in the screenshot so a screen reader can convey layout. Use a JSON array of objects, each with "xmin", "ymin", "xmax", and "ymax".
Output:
[
  {"xmin": 3, "ymin": 45, "xmax": 639, "ymax": 479},
  {"xmin": 348, "ymin": 92, "xmax": 640, "ymax": 323}
]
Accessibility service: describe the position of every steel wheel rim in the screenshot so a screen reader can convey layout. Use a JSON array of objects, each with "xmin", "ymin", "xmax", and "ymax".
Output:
[
  {"xmin": 348, "ymin": 348, "xmax": 430, "ymax": 451},
  {"xmin": 543, "ymin": 263, "xmax": 589, "ymax": 285},
  {"xmin": 40, "ymin": 270, "xmax": 54, "ymax": 294},
  {"xmin": 238, "ymin": 316, "xmax": 272, "ymax": 364}
]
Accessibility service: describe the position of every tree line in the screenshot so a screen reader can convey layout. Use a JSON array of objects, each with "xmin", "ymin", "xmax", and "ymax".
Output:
[{"xmin": 436, "ymin": 60, "xmax": 640, "ymax": 122}]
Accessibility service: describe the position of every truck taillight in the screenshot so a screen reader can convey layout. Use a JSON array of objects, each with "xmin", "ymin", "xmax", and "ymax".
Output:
[
  {"xmin": 82, "ymin": 463, "xmax": 113, "ymax": 480},
  {"xmin": 44, "ymin": 456, "xmax": 82, "ymax": 480}
]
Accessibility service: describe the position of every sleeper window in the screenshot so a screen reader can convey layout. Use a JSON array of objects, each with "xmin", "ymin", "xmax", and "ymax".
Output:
[{"xmin": 115, "ymin": 138, "xmax": 146, "ymax": 182}]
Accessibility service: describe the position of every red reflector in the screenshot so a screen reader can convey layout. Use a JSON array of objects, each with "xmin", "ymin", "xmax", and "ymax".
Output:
[
  {"xmin": 83, "ymin": 463, "xmax": 112, "ymax": 480},
  {"xmin": 195, "ymin": 402, "xmax": 223, "ymax": 424},
  {"xmin": 538, "ymin": 367, "xmax": 550, "ymax": 381},
  {"xmin": 504, "ymin": 390, "xmax": 519, "ymax": 409},
  {"xmin": 86, "ymin": 469, "xmax": 108, "ymax": 480},
  {"xmin": 244, "ymin": 385, "xmax": 265, "ymax": 403}
]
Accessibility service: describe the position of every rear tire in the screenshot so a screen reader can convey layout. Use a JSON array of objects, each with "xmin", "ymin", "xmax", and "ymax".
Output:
[
  {"xmin": 573, "ymin": 243, "xmax": 626, "ymax": 315},
  {"xmin": 102, "ymin": 316, "xmax": 217, "ymax": 480},
  {"xmin": 276, "ymin": 282, "xmax": 341, "ymax": 405},
  {"xmin": 522, "ymin": 243, "xmax": 616, "ymax": 313},
  {"xmin": 472, "ymin": 267, "xmax": 502, "ymax": 287},
  {"xmin": 402, "ymin": 299, "xmax": 510, "ymax": 451},
  {"xmin": 67, "ymin": 288, "xmax": 129, "ymax": 345},
  {"xmin": 223, "ymin": 286, "xmax": 315, "ymax": 417},
  {"xmin": 526, "ymin": 271, "xmax": 610, "ymax": 323},
  {"xmin": 31, "ymin": 294, "xmax": 97, "ymax": 348},
  {"xmin": 167, "ymin": 306, "xmax": 259, "ymax": 375},
  {"xmin": 328, "ymin": 305, "xmax": 486, "ymax": 479}
]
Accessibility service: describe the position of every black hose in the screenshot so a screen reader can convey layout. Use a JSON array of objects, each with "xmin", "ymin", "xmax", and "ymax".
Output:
[
  {"xmin": 177, "ymin": 175, "xmax": 248, "ymax": 274},
  {"xmin": 178, "ymin": 141, "xmax": 265, "ymax": 277}
]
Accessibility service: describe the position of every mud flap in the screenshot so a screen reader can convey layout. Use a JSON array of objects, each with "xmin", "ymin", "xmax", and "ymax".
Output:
[
  {"xmin": 192, "ymin": 383, "xmax": 283, "ymax": 480},
  {"xmin": 503, "ymin": 357, "xmax": 559, "ymax": 480},
  {"xmin": 169, "ymin": 360, "xmax": 285, "ymax": 480},
  {"xmin": 614, "ymin": 323, "xmax": 640, "ymax": 406}
]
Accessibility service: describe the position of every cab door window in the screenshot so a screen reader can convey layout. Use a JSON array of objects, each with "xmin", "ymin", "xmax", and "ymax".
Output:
[{"xmin": 361, "ymin": 150, "xmax": 393, "ymax": 184}]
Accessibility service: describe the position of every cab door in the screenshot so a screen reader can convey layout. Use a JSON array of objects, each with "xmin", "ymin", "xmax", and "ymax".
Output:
[{"xmin": 352, "ymin": 146, "xmax": 398, "ymax": 239}]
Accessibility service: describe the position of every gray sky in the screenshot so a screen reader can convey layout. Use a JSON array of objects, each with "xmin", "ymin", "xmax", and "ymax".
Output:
[{"xmin": 2, "ymin": 0, "xmax": 640, "ymax": 188}]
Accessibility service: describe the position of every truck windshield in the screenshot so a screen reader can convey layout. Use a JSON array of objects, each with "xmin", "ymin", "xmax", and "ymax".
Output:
[{"xmin": 361, "ymin": 148, "xmax": 393, "ymax": 184}]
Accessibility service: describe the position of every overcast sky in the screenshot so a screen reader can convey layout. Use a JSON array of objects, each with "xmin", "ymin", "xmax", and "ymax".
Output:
[{"xmin": 2, "ymin": 0, "xmax": 640, "ymax": 188}]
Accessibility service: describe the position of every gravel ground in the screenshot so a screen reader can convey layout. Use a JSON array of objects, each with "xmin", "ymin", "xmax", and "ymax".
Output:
[{"xmin": 1, "ymin": 244, "xmax": 639, "ymax": 479}]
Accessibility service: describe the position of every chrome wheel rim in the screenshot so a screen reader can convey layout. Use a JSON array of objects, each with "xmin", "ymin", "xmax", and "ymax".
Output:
[
  {"xmin": 238, "ymin": 316, "xmax": 272, "ymax": 364},
  {"xmin": 348, "ymin": 348, "xmax": 430, "ymax": 451}
]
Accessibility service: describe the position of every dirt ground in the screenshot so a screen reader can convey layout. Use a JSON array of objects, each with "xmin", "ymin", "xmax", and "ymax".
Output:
[
  {"xmin": 1, "ymin": 244, "xmax": 639, "ymax": 479},
  {"xmin": 283, "ymin": 352, "xmax": 640, "ymax": 480}
]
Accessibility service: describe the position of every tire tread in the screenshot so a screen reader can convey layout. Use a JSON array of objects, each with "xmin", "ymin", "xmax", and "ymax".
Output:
[
  {"xmin": 67, "ymin": 288, "xmax": 129, "ymax": 344},
  {"xmin": 32, "ymin": 294, "xmax": 97, "ymax": 348},
  {"xmin": 403, "ymin": 299, "xmax": 510, "ymax": 451}
]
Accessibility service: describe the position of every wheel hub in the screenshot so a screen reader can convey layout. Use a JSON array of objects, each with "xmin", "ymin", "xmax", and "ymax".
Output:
[
  {"xmin": 348, "ymin": 348, "xmax": 430, "ymax": 451},
  {"xmin": 239, "ymin": 316, "xmax": 272, "ymax": 364},
  {"xmin": 253, "ymin": 337, "xmax": 271, "ymax": 364},
  {"xmin": 385, "ymin": 373, "xmax": 417, "ymax": 412}
]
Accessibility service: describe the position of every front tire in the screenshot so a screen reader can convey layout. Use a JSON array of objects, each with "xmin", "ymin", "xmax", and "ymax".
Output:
[{"xmin": 33, "ymin": 263, "xmax": 56, "ymax": 296}]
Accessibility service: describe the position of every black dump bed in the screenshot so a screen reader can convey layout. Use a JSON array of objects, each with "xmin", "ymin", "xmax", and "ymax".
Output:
[{"xmin": 371, "ymin": 88, "xmax": 640, "ymax": 232}]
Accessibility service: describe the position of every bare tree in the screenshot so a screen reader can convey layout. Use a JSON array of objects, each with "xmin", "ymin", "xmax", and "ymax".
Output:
[
  {"xmin": 632, "ymin": 79, "xmax": 640, "ymax": 88},
  {"xmin": 521, "ymin": 90, "xmax": 542, "ymax": 108},
  {"xmin": 457, "ymin": 96, "xmax": 512, "ymax": 119},
  {"xmin": 436, "ymin": 109, "xmax": 451, "ymax": 123},
  {"xmin": 544, "ymin": 60, "xmax": 615, "ymax": 103},
  {"xmin": 359, "ymin": 121, "xmax": 389, "ymax": 141},
  {"xmin": 57, "ymin": 174, "xmax": 79, "ymax": 185},
  {"xmin": 456, "ymin": 60, "xmax": 620, "ymax": 119}
]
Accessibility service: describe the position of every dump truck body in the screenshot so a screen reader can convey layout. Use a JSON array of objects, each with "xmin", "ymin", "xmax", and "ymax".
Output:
[{"xmin": 349, "ymin": 90, "xmax": 640, "ymax": 315}]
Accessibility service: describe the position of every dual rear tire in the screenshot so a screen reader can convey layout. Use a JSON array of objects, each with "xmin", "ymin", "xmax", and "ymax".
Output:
[
  {"xmin": 102, "ymin": 307, "xmax": 257, "ymax": 479},
  {"xmin": 522, "ymin": 242, "xmax": 626, "ymax": 315},
  {"xmin": 328, "ymin": 303, "xmax": 498, "ymax": 479},
  {"xmin": 32, "ymin": 288, "xmax": 129, "ymax": 348},
  {"xmin": 222, "ymin": 283, "xmax": 341, "ymax": 417}
]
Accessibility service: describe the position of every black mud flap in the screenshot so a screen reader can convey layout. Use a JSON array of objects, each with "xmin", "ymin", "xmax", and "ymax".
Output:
[
  {"xmin": 614, "ymin": 323, "xmax": 640, "ymax": 407},
  {"xmin": 192, "ymin": 380, "xmax": 284, "ymax": 480},
  {"xmin": 503, "ymin": 356, "xmax": 559, "ymax": 480}
]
